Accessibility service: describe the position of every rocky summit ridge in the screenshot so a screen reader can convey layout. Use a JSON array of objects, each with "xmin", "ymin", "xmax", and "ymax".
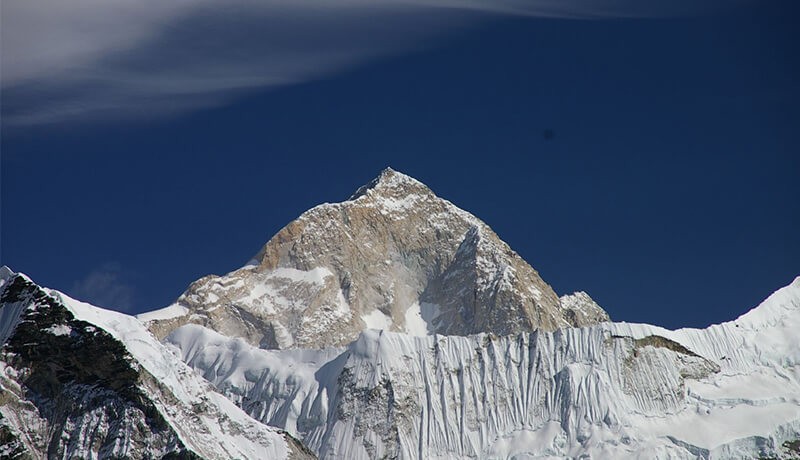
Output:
[{"xmin": 143, "ymin": 167, "xmax": 609, "ymax": 349}]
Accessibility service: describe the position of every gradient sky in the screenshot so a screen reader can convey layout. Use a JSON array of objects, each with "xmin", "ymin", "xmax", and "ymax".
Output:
[{"xmin": 2, "ymin": 0, "xmax": 798, "ymax": 329}]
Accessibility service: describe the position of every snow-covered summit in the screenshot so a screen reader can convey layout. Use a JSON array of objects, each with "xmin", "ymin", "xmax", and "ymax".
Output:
[
  {"xmin": 143, "ymin": 168, "xmax": 609, "ymax": 349},
  {"xmin": 0, "ymin": 265, "xmax": 13, "ymax": 281},
  {"xmin": 348, "ymin": 167, "xmax": 430, "ymax": 201}
]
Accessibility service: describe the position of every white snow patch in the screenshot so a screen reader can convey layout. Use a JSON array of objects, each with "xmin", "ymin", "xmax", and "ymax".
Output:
[
  {"xmin": 137, "ymin": 303, "xmax": 188, "ymax": 322},
  {"xmin": 403, "ymin": 301, "xmax": 440, "ymax": 336},
  {"xmin": 271, "ymin": 267, "xmax": 332, "ymax": 285},
  {"xmin": 272, "ymin": 321, "xmax": 295, "ymax": 348},
  {"xmin": 239, "ymin": 283, "xmax": 280, "ymax": 314},
  {"xmin": 362, "ymin": 309, "xmax": 393, "ymax": 330},
  {"xmin": 44, "ymin": 324, "xmax": 72, "ymax": 336},
  {"xmin": 375, "ymin": 194, "xmax": 423, "ymax": 215},
  {"xmin": 483, "ymin": 423, "xmax": 566, "ymax": 459}
]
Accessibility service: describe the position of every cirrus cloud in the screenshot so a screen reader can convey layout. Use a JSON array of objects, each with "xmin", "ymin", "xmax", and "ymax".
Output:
[{"xmin": 1, "ymin": 0, "xmax": 741, "ymax": 125}]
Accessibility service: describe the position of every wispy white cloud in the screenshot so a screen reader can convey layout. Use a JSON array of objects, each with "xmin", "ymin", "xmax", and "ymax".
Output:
[
  {"xmin": 69, "ymin": 262, "xmax": 135, "ymax": 312},
  {"xmin": 1, "ymin": 0, "xmax": 739, "ymax": 125}
]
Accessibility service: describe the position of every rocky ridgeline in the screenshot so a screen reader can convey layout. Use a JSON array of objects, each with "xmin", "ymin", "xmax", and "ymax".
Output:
[
  {"xmin": 145, "ymin": 168, "xmax": 609, "ymax": 349},
  {"xmin": 0, "ymin": 271, "xmax": 312, "ymax": 460}
]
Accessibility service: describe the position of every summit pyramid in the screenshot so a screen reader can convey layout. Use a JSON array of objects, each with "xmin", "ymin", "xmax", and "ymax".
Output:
[{"xmin": 143, "ymin": 168, "xmax": 609, "ymax": 349}]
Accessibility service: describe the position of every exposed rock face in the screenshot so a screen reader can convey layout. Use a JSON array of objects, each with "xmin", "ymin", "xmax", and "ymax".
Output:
[
  {"xmin": 145, "ymin": 168, "xmax": 609, "ymax": 349},
  {"xmin": 559, "ymin": 291, "xmax": 611, "ymax": 327},
  {"xmin": 0, "ymin": 275, "xmax": 185, "ymax": 460},
  {"xmin": 0, "ymin": 271, "xmax": 313, "ymax": 460}
]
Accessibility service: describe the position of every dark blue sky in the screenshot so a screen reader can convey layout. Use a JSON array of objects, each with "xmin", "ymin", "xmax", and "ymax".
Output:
[{"xmin": 2, "ymin": 1, "xmax": 798, "ymax": 329}]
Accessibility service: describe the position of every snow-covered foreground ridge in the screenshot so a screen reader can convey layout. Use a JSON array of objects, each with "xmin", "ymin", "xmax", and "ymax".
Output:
[
  {"xmin": 166, "ymin": 276, "xmax": 800, "ymax": 459},
  {"xmin": 0, "ymin": 268, "xmax": 312, "ymax": 459}
]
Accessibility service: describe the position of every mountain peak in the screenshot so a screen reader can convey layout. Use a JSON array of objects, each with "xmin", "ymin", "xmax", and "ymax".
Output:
[
  {"xmin": 348, "ymin": 167, "xmax": 431, "ymax": 201},
  {"xmin": 146, "ymin": 169, "xmax": 609, "ymax": 349},
  {"xmin": 0, "ymin": 265, "xmax": 14, "ymax": 283}
]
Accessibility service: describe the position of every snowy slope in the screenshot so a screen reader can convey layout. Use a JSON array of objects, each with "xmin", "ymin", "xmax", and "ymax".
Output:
[
  {"xmin": 0, "ymin": 269, "xmax": 312, "ymax": 460},
  {"xmin": 166, "ymin": 277, "xmax": 800, "ymax": 459}
]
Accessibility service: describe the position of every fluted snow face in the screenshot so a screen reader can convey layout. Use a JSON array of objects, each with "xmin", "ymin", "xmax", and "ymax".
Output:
[
  {"xmin": 145, "ymin": 168, "xmax": 609, "ymax": 349},
  {"xmin": 166, "ymin": 277, "xmax": 800, "ymax": 459}
]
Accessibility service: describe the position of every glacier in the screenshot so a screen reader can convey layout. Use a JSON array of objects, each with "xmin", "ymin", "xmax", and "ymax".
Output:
[{"xmin": 164, "ymin": 276, "xmax": 800, "ymax": 459}]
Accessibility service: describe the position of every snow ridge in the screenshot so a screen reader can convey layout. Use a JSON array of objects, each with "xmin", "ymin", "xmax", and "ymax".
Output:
[{"xmin": 0, "ymin": 271, "xmax": 306, "ymax": 460}]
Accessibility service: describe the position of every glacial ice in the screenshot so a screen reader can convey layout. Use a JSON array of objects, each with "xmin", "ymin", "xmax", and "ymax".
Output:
[{"xmin": 164, "ymin": 276, "xmax": 800, "ymax": 459}]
